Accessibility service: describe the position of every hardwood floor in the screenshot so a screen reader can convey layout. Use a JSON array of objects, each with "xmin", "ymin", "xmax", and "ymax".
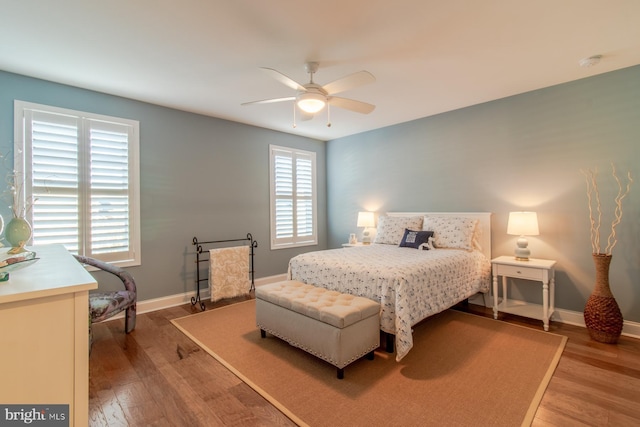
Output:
[
  {"xmin": 89, "ymin": 295, "xmax": 640, "ymax": 426},
  {"xmin": 464, "ymin": 305, "xmax": 640, "ymax": 427}
]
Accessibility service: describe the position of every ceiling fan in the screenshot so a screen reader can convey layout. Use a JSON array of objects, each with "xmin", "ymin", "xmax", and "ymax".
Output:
[{"xmin": 242, "ymin": 62, "xmax": 376, "ymax": 123}]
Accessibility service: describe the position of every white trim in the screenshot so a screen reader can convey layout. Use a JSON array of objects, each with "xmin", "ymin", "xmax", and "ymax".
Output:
[
  {"xmin": 14, "ymin": 100, "xmax": 141, "ymax": 267},
  {"xmin": 104, "ymin": 274, "xmax": 288, "ymax": 319},
  {"xmin": 254, "ymin": 273, "xmax": 289, "ymax": 285},
  {"xmin": 553, "ymin": 307, "xmax": 640, "ymax": 338},
  {"xmin": 269, "ymin": 144, "xmax": 318, "ymax": 250},
  {"xmin": 469, "ymin": 297, "xmax": 640, "ymax": 339}
]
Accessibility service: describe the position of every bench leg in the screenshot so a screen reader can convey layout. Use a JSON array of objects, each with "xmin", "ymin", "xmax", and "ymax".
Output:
[
  {"xmin": 366, "ymin": 350, "xmax": 374, "ymax": 360},
  {"xmin": 337, "ymin": 368, "xmax": 344, "ymax": 380},
  {"xmin": 260, "ymin": 329, "xmax": 266, "ymax": 338}
]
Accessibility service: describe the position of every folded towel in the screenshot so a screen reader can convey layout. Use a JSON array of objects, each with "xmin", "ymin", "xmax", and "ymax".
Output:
[{"xmin": 209, "ymin": 246, "xmax": 250, "ymax": 302}]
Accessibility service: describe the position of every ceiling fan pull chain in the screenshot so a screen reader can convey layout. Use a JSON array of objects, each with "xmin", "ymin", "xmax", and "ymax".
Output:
[
  {"xmin": 292, "ymin": 102, "xmax": 297, "ymax": 128},
  {"xmin": 327, "ymin": 103, "xmax": 331, "ymax": 127}
]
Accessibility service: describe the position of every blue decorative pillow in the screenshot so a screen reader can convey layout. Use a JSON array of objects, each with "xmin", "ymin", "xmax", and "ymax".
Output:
[{"xmin": 399, "ymin": 229, "xmax": 434, "ymax": 249}]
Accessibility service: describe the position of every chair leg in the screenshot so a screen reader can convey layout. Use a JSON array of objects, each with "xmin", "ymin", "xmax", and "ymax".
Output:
[
  {"xmin": 125, "ymin": 305, "xmax": 136, "ymax": 334},
  {"xmin": 89, "ymin": 322, "xmax": 93, "ymax": 355}
]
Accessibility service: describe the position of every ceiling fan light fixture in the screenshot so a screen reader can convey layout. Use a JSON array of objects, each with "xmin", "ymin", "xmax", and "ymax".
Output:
[{"xmin": 297, "ymin": 92, "xmax": 326, "ymax": 113}]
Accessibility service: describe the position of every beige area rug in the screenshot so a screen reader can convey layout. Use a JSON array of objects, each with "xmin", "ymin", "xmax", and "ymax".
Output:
[{"xmin": 172, "ymin": 300, "xmax": 566, "ymax": 427}]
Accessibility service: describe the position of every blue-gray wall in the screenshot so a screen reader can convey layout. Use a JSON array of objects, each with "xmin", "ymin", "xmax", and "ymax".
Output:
[
  {"xmin": 327, "ymin": 65, "xmax": 639, "ymax": 322},
  {"xmin": 2, "ymin": 66, "xmax": 638, "ymax": 323},
  {"xmin": 0, "ymin": 70, "xmax": 327, "ymax": 301}
]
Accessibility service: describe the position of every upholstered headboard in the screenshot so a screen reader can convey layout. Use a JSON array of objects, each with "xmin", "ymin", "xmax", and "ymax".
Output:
[{"xmin": 386, "ymin": 212, "xmax": 492, "ymax": 260}]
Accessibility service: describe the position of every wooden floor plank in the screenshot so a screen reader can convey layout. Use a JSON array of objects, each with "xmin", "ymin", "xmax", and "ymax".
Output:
[
  {"xmin": 532, "ymin": 405, "xmax": 597, "ymax": 427},
  {"xmin": 120, "ymin": 400, "xmax": 166, "ymax": 426},
  {"xmin": 97, "ymin": 388, "xmax": 130, "ymax": 426}
]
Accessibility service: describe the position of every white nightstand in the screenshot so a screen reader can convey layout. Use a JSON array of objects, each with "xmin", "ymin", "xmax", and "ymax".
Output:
[{"xmin": 491, "ymin": 256, "xmax": 557, "ymax": 331}]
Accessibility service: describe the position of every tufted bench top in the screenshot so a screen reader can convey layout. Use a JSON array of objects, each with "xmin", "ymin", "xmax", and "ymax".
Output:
[{"xmin": 256, "ymin": 280, "xmax": 380, "ymax": 329}]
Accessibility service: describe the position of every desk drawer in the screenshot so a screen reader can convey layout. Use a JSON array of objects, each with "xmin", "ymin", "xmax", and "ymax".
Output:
[{"xmin": 496, "ymin": 264, "xmax": 543, "ymax": 281}]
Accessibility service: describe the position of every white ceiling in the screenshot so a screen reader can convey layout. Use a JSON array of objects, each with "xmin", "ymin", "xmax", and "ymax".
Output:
[{"xmin": 2, "ymin": 1, "xmax": 639, "ymax": 141}]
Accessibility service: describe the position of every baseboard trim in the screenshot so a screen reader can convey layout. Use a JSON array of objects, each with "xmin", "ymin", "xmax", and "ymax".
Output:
[
  {"xmin": 468, "ymin": 297, "xmax": 640, "ymax": 339},
  {"xmin": 106, "ymin": 274, "xmax": 288, "ymax": 319},
  {"xmin": 105, "ymin": 276, "xmax": 640, "ymax": 340},
  {"xmin": 552, "ymin": 307, "xmax": 640, "ymax": 338}
]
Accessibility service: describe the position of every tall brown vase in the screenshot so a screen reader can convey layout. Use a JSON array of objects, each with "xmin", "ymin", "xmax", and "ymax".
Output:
[{"xmin": 583, "ymin": 253, "xmax": 623, "ymax": 343}]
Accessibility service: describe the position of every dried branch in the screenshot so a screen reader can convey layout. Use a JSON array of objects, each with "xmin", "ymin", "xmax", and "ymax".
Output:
[
  {"xmin": 580, "ymin": 168, "xmax": 601, "ymax": 253},
  {"xmin": 605, "ymin": 164, "xmax": 634, "ymax": 254},
  {"xmin": 1, "ymin": 150, "xmax": 37, "ymax": 219},
  {"xmin": 582, "ymin": 164, "xmax": 633, "ymax": 255}
]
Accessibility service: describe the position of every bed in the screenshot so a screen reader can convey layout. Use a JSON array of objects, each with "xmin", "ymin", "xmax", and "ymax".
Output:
[{"xmin": 288, "ymin": 212, "xmax": 492, "ymax": 361}]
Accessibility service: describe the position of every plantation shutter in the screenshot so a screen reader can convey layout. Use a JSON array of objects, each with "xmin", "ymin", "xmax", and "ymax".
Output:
[
  {"xmin": 295, "ymin": 154, "xmax": 314, "ymax": 238},
  {"xmin": 273, "ymin": 150, "xmax": 294, "ymax": 240},
  {"xmin": 87, "ymin": 119, "xmax": 133, "ymax": 258},
  {"xmin": 16, "ymin": 101, "xmax": 140, "ymax": 266},
  {"xmin": 28, "ymin": 110, "xmax": 81, "ymax": 252},
  {"xmin": 270, "ymin": 145, "xmax": 317, "ymax": 249}
]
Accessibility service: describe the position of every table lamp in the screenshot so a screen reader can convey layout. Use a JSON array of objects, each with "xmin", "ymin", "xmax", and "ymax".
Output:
[
  {"xmin": 357, "ymin": 211, "xmax": 375, "ymax": 245},
  {"xmin": 507, "ymin": 211, "xmax": 539, "ymax": 261}
]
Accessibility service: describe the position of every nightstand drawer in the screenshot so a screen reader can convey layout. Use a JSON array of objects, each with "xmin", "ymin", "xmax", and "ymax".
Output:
[{"xmin": 495, "ymin": 264, "xmax": 543, "ymax": 281}]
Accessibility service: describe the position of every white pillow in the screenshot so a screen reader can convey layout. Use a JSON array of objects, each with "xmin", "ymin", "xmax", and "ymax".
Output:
[
  {"xmin": 422, "ymin": 216, "xmax": 479, "ymax": 251},
  {"xmin": 374, "ymin": 216, "xmax": 424, "ymax": 245}
]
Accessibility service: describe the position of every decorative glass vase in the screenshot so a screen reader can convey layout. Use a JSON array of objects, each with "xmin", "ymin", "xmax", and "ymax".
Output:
[
  {"xmin": 583, "ymin": 253, "xmax": 623, "ymax": 343},
  {"xmin": 5, "ymin": 217, "xmax": 33, "ymax": 254}
]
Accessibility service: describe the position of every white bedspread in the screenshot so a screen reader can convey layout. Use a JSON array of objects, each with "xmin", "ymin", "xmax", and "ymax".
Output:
[{"xmin": 288, "ymin": 244, "xmax": 491, "ymax": 361}]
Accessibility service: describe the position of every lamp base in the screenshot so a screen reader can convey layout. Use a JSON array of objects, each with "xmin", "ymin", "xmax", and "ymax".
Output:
[{"xmin": 514, "ymin": 236, "xmax": 531, "ymax": 260}]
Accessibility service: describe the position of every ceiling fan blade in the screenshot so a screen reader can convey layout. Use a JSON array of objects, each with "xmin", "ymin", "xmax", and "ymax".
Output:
[
  {"xmin": 328, "ymin": 97, "xmax": 376, "ymax": 114},
  {"xmin": 241, "ymin": 96, "xmax": 295, "ymax": 106},
  {"xmin": 260, "ymin": 67, "xmax": 306, "ymax": 91},
  {"xmin": 322, "ymin": 71, "xmax": 375, "ymax": 95}
]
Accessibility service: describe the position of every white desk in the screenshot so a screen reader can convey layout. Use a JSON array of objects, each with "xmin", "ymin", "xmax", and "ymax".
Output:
[
  {"xmin": 491, "ymin": 256, "xmax": 557, "ymax": 331},
  {"xmin": 0, "ymin": 244, "xmax": 97, "ymax": 426}
]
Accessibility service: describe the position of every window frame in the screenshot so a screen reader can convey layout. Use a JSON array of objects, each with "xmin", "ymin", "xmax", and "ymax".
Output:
[
  {"xmin": 269, "ymin": 144, "xmax": 317, "ymax": 250},
  {"xmin": 13, "ymin": 100, "xmax": 141, "ymax": 267}
]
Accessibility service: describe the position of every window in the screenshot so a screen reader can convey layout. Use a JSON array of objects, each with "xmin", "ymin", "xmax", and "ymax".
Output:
[
  {"xmin": 269, "ymin": 144, "xmax": 317, "ymax": 249},
  {"xmin": 14, "ymin": 101, "xmax": 141, "ymax": 266}
]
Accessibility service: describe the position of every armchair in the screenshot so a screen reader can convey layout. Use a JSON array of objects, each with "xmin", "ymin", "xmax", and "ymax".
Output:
[{"xmin": 74, "ymin": 255, "xmax": 137, "ymax": 336}]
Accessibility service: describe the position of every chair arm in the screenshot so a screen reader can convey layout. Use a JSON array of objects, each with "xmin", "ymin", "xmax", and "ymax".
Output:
[{"xmin": 74, "ymin": 255, "xmax": 137, "ymax": 294}]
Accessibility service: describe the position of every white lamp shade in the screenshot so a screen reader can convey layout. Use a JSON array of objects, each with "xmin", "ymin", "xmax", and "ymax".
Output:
[
  {"xmin": 357, "ymin": 211, "xmax": 375, "ymax": 228},
  {"xmin": 507, "ymin": 212, "xmax": 539, "ymax": 236}
]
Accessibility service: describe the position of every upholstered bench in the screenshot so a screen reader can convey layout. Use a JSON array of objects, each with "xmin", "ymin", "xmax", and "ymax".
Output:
[{"xmin": 256, "ymin": 280, "xmax": 380, "ymax": 379}]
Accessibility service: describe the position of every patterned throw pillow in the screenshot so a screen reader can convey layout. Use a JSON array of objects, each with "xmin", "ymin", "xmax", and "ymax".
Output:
[
  {"xmin": 399, "ymin": 229, "xmax": 434, "ymax": 249},
  {"xmin": 374, "ymin": 216, "xmax": 424, "ymax": 245},
  {"xmin": 422, "ymin": 216, "xmax": 478, "ymax": 251}
]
